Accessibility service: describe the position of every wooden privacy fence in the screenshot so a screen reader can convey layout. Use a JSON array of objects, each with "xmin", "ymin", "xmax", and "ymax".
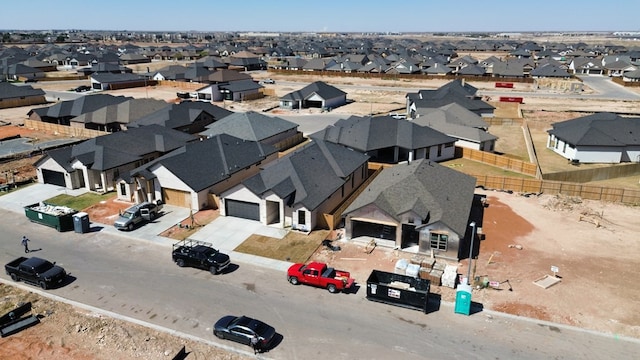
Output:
[
  {"xmin": 544, "ymin": 163, "xmax": 640, "ymax": 183},
  {"xmin": 459, "ymin": 147, "xmax": 538, "ymax": 177},
  {"xmin": 24, "ymin": 120, "xmax": 106, "ymax": 138},
  {"xmin": 475, "ymin": 175, "xmax": 640, "ymax": 205},
  {"xmin": 321, "ymin": 164, "xmax": 387, "ymax": 230}
]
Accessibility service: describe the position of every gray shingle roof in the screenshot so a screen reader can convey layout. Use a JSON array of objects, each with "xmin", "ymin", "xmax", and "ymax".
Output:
[
  {"xmin": 0, "ymin": 82, "xmax": 45, "ymax": 100},
  {"xmin": 133, "ymin": 134, "xmax": 277, "ymax": 192},
  {"xmin": 279, "ymin": 81, "xmax": 346, "ymax": 102},
  {"xmin": 310, "ymin": 115, "xmax": 455, "ymax": 152},
  {"xmin": 344, "ymin": 159, "xmax": 476, "ymax": 236},
  {"xmin": 242, "ymin": 140, "xmax": 369, "ymax": 210},
  {"xmin": 547, "ymin": 112, "xmax": 640, "ymax": 146},
  {"xmin": 199, "ymin": 111, "xmax": 297, "ymax": 142},
  {"xmin": 65, "ymin": 124, "xmax": 197, "ymax": 171}
]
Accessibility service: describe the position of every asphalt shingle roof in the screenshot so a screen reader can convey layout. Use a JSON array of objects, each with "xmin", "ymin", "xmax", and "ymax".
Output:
[
  {"xmin": 343, "ymin": 158, "xmax": 476, "ymax": 236},
  {"xmin": 242, "ymin": 140, "xmax": 369, "ymax": 210}
]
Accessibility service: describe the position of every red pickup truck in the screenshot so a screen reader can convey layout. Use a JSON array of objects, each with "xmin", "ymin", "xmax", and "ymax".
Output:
[{"xmin": 287, "ymin": 261, "xmax": 355, "ymax": 293}]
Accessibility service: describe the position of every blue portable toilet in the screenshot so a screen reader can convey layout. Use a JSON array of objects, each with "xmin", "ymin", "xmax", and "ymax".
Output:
[{"xmin": 455, "ymin": 283, "xmax": 472, "ymax": 315}]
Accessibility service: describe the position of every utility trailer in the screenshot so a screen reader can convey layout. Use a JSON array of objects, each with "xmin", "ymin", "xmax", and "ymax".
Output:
[{"xmin": 366, "ymin": 269, "xmax": 431, "ymax": 313}]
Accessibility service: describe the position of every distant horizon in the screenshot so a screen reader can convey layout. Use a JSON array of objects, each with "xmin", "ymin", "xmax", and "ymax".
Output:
[{"xmin": 1, "ymin": 0, "xmax": 639, "ymax": 34}]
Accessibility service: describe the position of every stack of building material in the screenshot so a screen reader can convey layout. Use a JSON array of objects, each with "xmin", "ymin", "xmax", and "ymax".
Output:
[
  {"xmin": 394, "ymin": 258, "xmax": 409, "ymax": 275},
  {"xmin": 410, "ymin": 255, "xmax": 424, "ymax": 266},
  {"xmin": 421, "ymin": 257, "xmax": 435, "ymax": 270},
  {"xmin": 406, "ymin": 263, "xmax": 420, "ymax": 278},
  {"xmin": 441, "ymin": 264, "xmax": 458, "ymax": 288},
  {"xmin": 428, "ymin": 269, "xmax": 443, "ymax": 286}
]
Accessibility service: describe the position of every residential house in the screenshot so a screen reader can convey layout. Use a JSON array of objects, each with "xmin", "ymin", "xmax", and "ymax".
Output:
[
  {"xmin": 199, "ymin": 111, "xmax": 302, "ymax": 151},
  {"xmin": 279, "ymin": 81, "xmax": 347, "ymax": 110},
  {"xmin": 530, "ymin": 64, "xmax": 572, "ymax": 78},
  {"xmin": 0, "ymin": 82, "xmax": 46, "ymax": 109},
  {"xmin": 342, "ymin": 158, "xmax": 477, "ymax": 259},
  {"xmin": 69, "ymin": 98, "xmax": 169, "ymax": 132},
  {"xmin": 121, "ymin": 134, "xmax": 279, "ymax": 210},
  {"xmin": 406, "ymin": 79, "xmax": 495, "ymax": 118},
  {"xmin": 546, "ymin": 112, "xmax": 640, "ymax": 163},
  {"xmin": 220, "ymin": 140, "xmax": 370, "ymax": 231},
  {"xmin": 90, "ymin": 72, "xmax": 151, "ymax": 91},
  {"xmin": 34, "ymin": 124, "xmax": 197, "ymax": 192},
  {"xmin": 127, "ymin": 101, "xmax": 233, "ymax": 134},
  {"xmin": 309, "ymin": 115, "xmax": 457, "ymax": 163},
  {"xmin": 412, "ymin": 103, "xmax": 498, "ymax": 151},
  {"xmin": 195, "ymin": 79, "xmax": 264, "ymax": 102},
  {"xmin": 27, "ymin": 94, "xmax": 132, "ymax": 125}
]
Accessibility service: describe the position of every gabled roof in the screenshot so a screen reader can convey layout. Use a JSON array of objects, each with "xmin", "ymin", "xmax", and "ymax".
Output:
[
  {"xmin": 343, "ymin": 159, "xmax": 476, "ymax": 236},
  {"xmin": 129, "ymin": 102, "xmax": 232, "ymax": 129},
  {"xmin": 242, "ymin": 140, "xmax": 369, "ymax": 210},
  {"xmin": 207, "ymin": 69, "xmax": 253, "ymax": 83},
  {"xmin": 200, "ymin": 111, "xmax": 297, "ymax": 141},
  {"xmin": 0, "ymin": 82, "xmax": 45, "ymax": 100},
  {"xmin": 34, "ymin": 94, "xmax": 132, "ymax": 119},
  {"xmin": 413, "ymin": 104, "xmax": 497, "ymax": 144},
  {"xmin": 547, "ymin": 112, "xmax": 640, "ymax": 147},
  {"xmin": 219, "ymin": 79, "xmax": 263, "ymax": 92},
  {"xmin": 279, "ymin": 81, "xmax": 346, "ymax": 101},
  {"xmin": 44, "ymin": 124, "xmax": 197, "ymax": 171},
  {"xmin": 70, "ymin": 98, "xmax": 169, "ymax": 125},
  {"xmin": 530, "ymin": 64, "xmax": 571, "ymax": 77},
  {"xmin": 309, "ymin": 115, "xmax": 455, "ymax": 152},
  {"xmin": 132, "ymin": 134, "xmax": 277, "ymax": 192},
  {"xmin": 90, "ymin": 72, "xmax": 143, "ymax": 83}
]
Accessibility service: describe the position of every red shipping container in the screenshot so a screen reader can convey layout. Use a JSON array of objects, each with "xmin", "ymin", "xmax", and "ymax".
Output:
[
  {"xmin": 495, "ymin": 82, "xmax": 514, "ymax": 88},
  {"xmin": 499, "ymin": 96, "xmax": 523, "ymax": 103}
]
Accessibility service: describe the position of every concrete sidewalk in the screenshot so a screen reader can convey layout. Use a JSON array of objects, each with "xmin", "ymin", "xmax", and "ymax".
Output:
[{"xmin": 0, "ymin": 183, "xmax": 293, "ymax": 272}]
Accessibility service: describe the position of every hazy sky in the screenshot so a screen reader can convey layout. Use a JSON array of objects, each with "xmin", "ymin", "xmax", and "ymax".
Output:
[{"xmin": 3, "ymin": 0, "xmax": 639, "ymax": 33}]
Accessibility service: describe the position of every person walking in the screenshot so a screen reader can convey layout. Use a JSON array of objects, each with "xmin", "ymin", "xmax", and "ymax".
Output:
[
  {"xmin": 251, "ymin": 334, "xmax": 259, "ymax": 355},
  {"xmin": 21, "ymin": 236, "xmax": 30, "ymax": 253}
]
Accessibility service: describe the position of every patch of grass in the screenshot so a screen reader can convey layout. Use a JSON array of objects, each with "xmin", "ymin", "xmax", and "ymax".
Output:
[
  {"xmin": 235, "ymin": 230, "xmax": 330, "ymax": 263},
  {"xmin": 45, "ymin": 192, "xmax": 116, "ymax": 211}
]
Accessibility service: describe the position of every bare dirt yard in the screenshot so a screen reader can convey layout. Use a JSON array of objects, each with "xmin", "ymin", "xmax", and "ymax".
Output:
[{"xmin": 2, "ymin": 71, "xmax": 640, "ymax": 358}]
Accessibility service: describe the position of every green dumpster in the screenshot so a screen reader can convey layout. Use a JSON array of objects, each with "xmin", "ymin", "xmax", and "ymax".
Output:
[{"xmin": 24, "ymin": 203, "xmax": 78, "ymax": 232}]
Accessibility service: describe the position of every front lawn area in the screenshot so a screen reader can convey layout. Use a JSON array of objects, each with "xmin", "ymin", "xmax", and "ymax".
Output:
[
  {"xmin": 45, "ymin": 192, "xmax": 115, "ymax": 211},
  {"xmin": 235, "ymin": 230, "xmax": 330, "ymax": 264}
]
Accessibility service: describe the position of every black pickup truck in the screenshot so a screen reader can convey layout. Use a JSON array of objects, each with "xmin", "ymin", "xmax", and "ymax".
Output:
[
  {"xmin": 172, "ymin": 239, "xmax": 230, "ymax": 275},
  {"xmin": 5, "ymin": 257, "xmax": 67, "ymax": 290}
]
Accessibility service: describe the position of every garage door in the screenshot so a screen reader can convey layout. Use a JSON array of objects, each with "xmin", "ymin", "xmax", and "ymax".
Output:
[
  {"xmin": 162, "ymin": 188, "xmax": 190, "ymax": 208},
  {"xmin": 225, "ymin": 199, "xmax": 260, "ymax": 221},
  {"xmin": 42, "ymin": 169, "xmax": 65, "ymax": 187},
  {"xmin": 352, "ymin": 220, "xmax": 396, "ymax": 241}
]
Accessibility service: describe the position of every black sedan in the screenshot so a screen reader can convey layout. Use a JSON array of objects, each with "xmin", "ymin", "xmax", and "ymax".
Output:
[
  {"xmin": 213, "ymin": 315, "xmax": 276, "ymax": 350},
  {"xmin": 73, "ymin": 85, "xmax": 92, "ymax": 92}
]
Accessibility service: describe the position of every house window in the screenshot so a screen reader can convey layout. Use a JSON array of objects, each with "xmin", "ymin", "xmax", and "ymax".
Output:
[
  {"xmin": 119, "ymin": 183, "xmax": 126, "ymax": 196},
  {"xmin": 429, "ymin": 232, "xmax": 448, "ymax": 251},
  {"xmin": 341, "ymin": 184, "xmax": 344, "ymax": 197},
  {"xmin": 425, "ymin": 147, "xmax": 430, "ymax": 159},
  {"xmin": 298, "ymin": 210, "xmax": 306, "ymax": 225},
  {"xmin": 437, "ymin": 145, "xmax": 442, "ymax": 157}
]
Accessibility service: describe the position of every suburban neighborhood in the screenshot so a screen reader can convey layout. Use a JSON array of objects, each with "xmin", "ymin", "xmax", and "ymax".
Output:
[{"xmin": 1, "ymin": 27, "xmax": 640, "ymax": 359}]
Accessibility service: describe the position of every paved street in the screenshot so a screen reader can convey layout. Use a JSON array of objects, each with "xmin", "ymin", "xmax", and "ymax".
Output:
[{"xmin": 0, "ymin": 185, "xmax": 639, "ymax": 359}]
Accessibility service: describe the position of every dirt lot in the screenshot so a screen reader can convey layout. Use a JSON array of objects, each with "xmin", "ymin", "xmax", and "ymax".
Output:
[{"xmin": 1, "ymin": 70, "xmax": 640, "ymax": 358}]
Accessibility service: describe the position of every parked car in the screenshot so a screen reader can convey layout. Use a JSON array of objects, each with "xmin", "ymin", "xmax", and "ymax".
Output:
[
  {"xmin": 73, "ymin": 85, "xmax": 92, "ymax": 92},
  {"xmin": 172, "ymin": 239, "xmax": 230, "ymax": 274},
  {"xmin": 213, "ymin": 315, "xmax": 276, "ymax": 351},
  {"xmin": 113, "ymin": 200, "xmax": 163, "ymax": 231},
  {"xmin": 5, "ymin": 256, "xmax": 67, "ymax": 290},
  {"xmin": 261, "ymin": 78, "xmax": 275, "ymax": 84}
]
